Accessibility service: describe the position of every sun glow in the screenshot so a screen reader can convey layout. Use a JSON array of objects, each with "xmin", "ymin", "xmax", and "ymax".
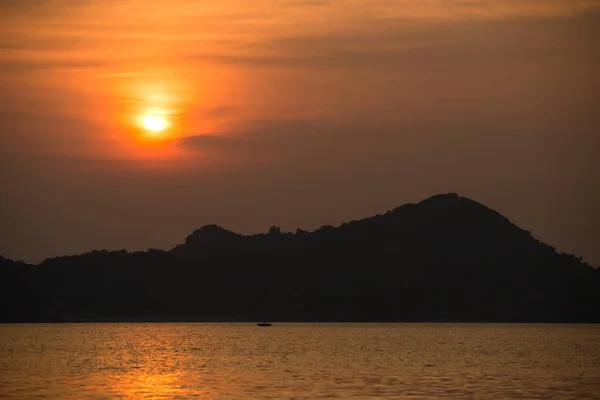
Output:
[{"xmin": 142, "ymin": 113, "xmax": 169, "ymax": 133}]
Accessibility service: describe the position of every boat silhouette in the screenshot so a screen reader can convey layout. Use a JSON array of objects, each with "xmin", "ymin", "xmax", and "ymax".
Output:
[{"xmin": 257, "ymin": 321, "xmax": 272, "ymax": 327}]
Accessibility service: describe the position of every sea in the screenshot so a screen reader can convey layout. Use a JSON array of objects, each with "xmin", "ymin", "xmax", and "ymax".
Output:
[{"xmin": 1, "ymin": 323, "xmax": 599, "ymax": 399}]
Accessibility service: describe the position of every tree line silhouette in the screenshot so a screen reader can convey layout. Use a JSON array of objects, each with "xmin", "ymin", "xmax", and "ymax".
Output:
[{"xmin": 1, "ymin": 193, "xmax": 598, "ymax": 322}]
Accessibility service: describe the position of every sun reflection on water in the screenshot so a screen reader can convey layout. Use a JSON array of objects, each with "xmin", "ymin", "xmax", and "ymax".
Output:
[
  {"xmin": 107, "ymin": 372, "xmax": 219, "ymax": 399},
  {"xmin": 1, "ymin": 324, "xmax": 600, "ymax": 399}
]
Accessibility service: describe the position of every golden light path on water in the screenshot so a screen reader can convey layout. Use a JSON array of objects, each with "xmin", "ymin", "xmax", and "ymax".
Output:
[{"xmin": 1, "ymin": 324, "xmax": 599, "ymax": 398}]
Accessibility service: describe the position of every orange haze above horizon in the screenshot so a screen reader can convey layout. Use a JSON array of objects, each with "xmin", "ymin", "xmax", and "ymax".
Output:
[
  {"xmin": 1, "ymin": 0, "xmax": 599, "ymax": 266},
  {"xmin": 2, "ymin": 0, "xmax": 598, "ymax": 165}
]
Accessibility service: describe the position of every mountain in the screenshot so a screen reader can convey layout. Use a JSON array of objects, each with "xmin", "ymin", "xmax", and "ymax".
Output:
[{"xmin": 1, "ymin": 193, "xmax": 598, "ymax": 323}]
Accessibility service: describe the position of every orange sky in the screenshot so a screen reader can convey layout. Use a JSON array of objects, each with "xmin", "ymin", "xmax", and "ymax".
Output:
[{"xmin": 1, "ymin": 0, "xmax": 599, "ymax": 264}]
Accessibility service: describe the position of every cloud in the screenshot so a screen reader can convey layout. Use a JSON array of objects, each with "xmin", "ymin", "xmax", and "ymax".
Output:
[
  {"xmin": 177, "ymin": 118, "xmax": 435, "ymax": 169},
  {"xmin": 190, "ymin": 7, "xmax": 600, "ymax": 70},
  {"xmin": 202, "ymin": 106, "xmax": 239, "ymax": 120},
  {"xmin": 282, "ymin": 0, "xmax": 331, "ymax": 7},
  {"xmin": 0, "ymin": 57, "xmax": 113, "ymax": 73},
  {"xmin": 179, "ymin": 119, "xmax": 330, "ymax": 159},
  {"xmin": 178, "ymin": 134, "xmax": 243, "ymax": 150}
]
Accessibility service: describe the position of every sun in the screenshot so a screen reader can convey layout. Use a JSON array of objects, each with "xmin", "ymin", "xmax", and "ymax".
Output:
[{"xmin": 142, "ymin": 113, "xmax": 168, "ymax": 133}]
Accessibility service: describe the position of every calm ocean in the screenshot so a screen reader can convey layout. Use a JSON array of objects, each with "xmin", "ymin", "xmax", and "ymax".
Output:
[{"xmin": 1, "ymin": 323, "xmax": 599, "ymax": 399}]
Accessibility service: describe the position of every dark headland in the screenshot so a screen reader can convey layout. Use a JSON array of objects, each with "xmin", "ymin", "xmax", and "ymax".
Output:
[{"xmin": 1, "ymin": 193, "xmax": 598, "ymax": 323}]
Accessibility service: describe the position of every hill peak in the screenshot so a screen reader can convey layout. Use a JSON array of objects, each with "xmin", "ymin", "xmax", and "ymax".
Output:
[
  {"xmin": 413, "ymin": 193, "xmax": 514, "ymax": 221},
  {"xmin": 184, "ymin": 224, "xmax": 239, "ymax": 246},
  {"xmin": 1, "ymin": 193, "xmax": 598, "ymax": 323}
]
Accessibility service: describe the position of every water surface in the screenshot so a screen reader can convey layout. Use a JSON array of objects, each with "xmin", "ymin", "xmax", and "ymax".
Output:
[{"xmin": 1, "ymin": 323, "xmax": 599, "ymax": 399}]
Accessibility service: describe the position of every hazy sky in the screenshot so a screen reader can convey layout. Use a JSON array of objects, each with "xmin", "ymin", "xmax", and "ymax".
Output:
[{"xmin": 1, "ymin": 0, "xmax": 599, "ymax": 265}]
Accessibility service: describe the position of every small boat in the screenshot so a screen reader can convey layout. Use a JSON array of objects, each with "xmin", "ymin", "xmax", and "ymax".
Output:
[{"xmin": 257, "ymin": 321, "xmax": 272, "ymax": 327}]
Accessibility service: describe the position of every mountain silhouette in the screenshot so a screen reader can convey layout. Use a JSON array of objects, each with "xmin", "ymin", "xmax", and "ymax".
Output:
[{"xmin": 1, "ymin": 193, "xmax": 598, "ymax": 323}]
